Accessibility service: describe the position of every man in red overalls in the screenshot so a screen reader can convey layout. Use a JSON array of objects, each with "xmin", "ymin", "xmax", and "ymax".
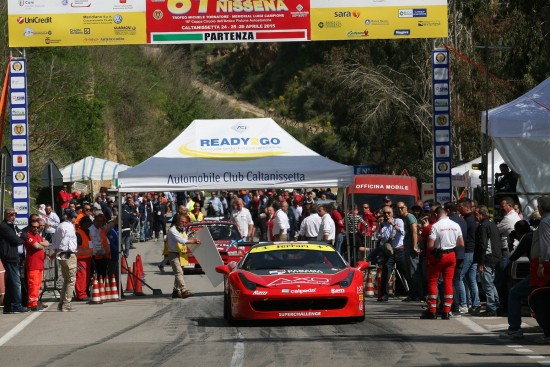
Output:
[
  {"xmin": 24, "ymin": 219, "xmax": 50, "ymax": 311},
  {"xmin": 421, "ymin": 206, "xmax": 464, "ymax": 320}
]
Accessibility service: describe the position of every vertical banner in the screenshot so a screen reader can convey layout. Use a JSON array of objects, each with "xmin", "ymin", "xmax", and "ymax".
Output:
[
  {"xmin": 9, "ymin": 58, "xmax": 30, "ymax": 227},
  {"xmin": 432, "ymin": 48, "xmax": 452, "ymax": 204}
]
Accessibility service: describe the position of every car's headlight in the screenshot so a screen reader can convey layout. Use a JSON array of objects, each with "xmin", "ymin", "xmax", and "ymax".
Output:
[
  {"xmin": 339, "ymin": 270, "xmax": 355, "ymax": 288},
  {"xmin": 238, "ymin": 273, "xmax": 257, "ymax": 291}
]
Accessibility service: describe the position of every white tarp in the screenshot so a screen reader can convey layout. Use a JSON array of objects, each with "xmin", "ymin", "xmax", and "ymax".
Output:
[
  {"xmin": 451, "ymin": 149, "xmax": 504, "ymax": 188},
  {"xmin": 481, "ymin": 78, "xmax": 550, "ymax": 211},
  {"xmin": 61, "ymin": 156, "xmax": 130, "ymax": 182},
  {"xmin": 117, "ymin": 118, "xmax": 354, "ymax": 192}
]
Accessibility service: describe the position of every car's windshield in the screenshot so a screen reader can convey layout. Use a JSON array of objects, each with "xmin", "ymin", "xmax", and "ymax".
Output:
[
  {"xmin": 208, "ymin": 224, "xmax": 242, "ymax": 241},
  {"xmin": 241, "ymin": 249, "xmax": 347, "ymax": 271},
  {"xmin": 187, "ymin": 223, "xmax": 242, "ymax": 241}
]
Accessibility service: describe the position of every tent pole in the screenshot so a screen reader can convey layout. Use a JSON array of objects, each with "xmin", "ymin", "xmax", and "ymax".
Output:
[
  {"xmin": 118, "ymin": 190, "xmax": 122, "ymax": 299},
  {"xmin": 49, "ymin": 163, "xmax": 55, "ymax": 213}
]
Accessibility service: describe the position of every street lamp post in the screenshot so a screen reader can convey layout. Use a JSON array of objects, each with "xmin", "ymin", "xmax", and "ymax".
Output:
[{"xmin": 474, "ymin": 45, "xmax": 510, "ymax": 212}]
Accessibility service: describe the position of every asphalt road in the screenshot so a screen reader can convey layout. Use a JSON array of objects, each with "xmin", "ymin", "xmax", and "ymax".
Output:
[{"xmin": 1, "ymin": 238, "xmax": 548, "ymax": 367}]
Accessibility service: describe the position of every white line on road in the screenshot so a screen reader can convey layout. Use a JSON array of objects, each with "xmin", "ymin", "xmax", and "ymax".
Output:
[
  {"xmin": 229, "ymin": 331, "xmax": 244, "ymax": 367},
  {"xmin": 515, "ymin": 348, "xmax": 534, "ymax": 353},
  {"xmin": 455, "ymin": 316, "xmax": 487, "ymax": 333},
  {"xmin": 456, "ymin": 317, "xmax": 549, "ymax": 365},
  {"xmin": 0, "ymin": 310, "xmax": 44, "ymax": 346}
]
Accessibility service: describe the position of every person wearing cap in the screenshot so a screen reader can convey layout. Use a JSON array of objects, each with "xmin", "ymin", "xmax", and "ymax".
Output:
[{"xmin": 52, "ymin": 209, "xmax": 79, "ymax": 312}]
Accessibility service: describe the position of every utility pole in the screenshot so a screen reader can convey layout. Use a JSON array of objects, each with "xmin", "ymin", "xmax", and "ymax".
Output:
[{"xmin": 474, "ymin": 45, "xmax": 510, "ymax": 212}]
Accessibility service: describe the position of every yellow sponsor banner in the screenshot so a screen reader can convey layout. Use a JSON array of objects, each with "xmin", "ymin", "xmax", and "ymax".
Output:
[
  {"xmin": 8, "ymin": 12, "xmax": 146, "ymax": 47},
  {"xmin": 250, "ymin": 243, "xmax": 335, "ymax": 253},
  {"xmin": 310, "ymin": 6, "xmax": 448, "ymax": 40}
]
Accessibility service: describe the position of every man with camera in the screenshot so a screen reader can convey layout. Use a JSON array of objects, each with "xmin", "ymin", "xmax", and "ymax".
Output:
[
  {"xmin": 421, "ymin": 206, "xmax": 464, "ymax": 320},
  {"xmin": 375, "ymin": 206, "xmax": 405, "ymax": 302}
]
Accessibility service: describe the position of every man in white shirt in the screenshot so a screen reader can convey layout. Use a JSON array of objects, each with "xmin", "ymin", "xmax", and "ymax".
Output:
[
  {"xmin": 496, "ymin": 196, "xmax": 521, "ymax": 314},
  {"xmin": 298, "ymin": 208, "xmax": 322, "ymax": 240},
  {"xmin": 44, "ymin": 205, "xmax": 60, "ymax": 241},
  {"xmin": 52, "ymin": 209, "xmax": 78, "ymax": 312},
  {"xmin": 208, "ymin": 192, "xmax": 224, "ymax": 217},
  {"xmin": 231, "ymin": 198, "xmax": 254, "ymax": 241},
  {"xmin": 272, "ymin": 201, "xmax": 290, "ymax": 241},
  {"xmin": 317, "ymin": 204, "xmax": 335, "ymax": 245},
  {"xmin": 421, "ymin": 206, "xmax": 464, "ymax": 320}
]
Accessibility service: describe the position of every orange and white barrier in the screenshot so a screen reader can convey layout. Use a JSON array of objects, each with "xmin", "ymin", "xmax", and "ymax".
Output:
[
  {"xmin": 365, "ymin": 268, "xmax": 376, "ymax": 297},
  {"xmin": 89, "ymin": 276, "xmax": 103, "ymax": 304},
  {"xmin": 110, "ymin": 275, "xmax": 119, "ymax": 302}
]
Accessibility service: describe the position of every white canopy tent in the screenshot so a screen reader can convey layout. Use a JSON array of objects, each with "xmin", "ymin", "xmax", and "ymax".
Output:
[
  {"xmin": 60, "ymin": 156, "xmax": 131, "ymax": 182},
  {"xmin": 482, "ymin": 77, "xmax": 550, "ymax": 211},
  {"xmin": 117, "ymin": 118, "xmax": 354, "ymax": 192},
  {"xmin": 451, "ymin": 149, "xmax": 504, "ymax": 188}
]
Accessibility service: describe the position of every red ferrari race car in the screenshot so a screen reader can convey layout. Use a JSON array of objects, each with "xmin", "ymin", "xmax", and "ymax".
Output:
[
  {"xmin": 216, "ymin": 242, "xmax": 370, "ymax": 323},
  {"xmin": 183, "ymin": 221, "xmax": 254, "ymax": 271}
]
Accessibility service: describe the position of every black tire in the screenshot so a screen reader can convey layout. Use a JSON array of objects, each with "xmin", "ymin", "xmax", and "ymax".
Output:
[{"xmin": 350, "ymin": 313, "xmax": 366, "ymax": 323}]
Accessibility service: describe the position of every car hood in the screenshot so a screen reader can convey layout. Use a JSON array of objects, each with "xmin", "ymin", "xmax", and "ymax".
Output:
[{"xmin": 237, "ymin": 268, "xmax": 351, "ymax": 287}]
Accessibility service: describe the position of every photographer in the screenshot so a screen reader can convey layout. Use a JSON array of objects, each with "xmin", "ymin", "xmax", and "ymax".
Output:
[
  {"xmin": 495, "ymin": 163, "xmax": 520, "ymax": 206},
  {"xmin": 375, "ymin": 206, "xmax": 405, "ymax": 302}
]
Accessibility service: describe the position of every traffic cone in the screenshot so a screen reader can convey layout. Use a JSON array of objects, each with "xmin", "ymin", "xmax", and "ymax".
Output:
[
  {"xmin": 125, "ymin": 264, "xmax": 135, "ymax": 292},
  {"xmin": 121, "ymin": 255, "xmax": 129, "ymax": 274},
  {"xmin": 365, "ymin": 269, "xmax": 375, "ymax": 297},
  {"xmin": 98, "ymin": 275, "xmax": 106, "ymax": 301},
  {"xmin": 89, "ymin": 276, "xmax": 103, "ymax": 304},
  {"xmin": 104, "ymin": 277, "xmax": 112, "ymax": 302},
  {"xmin": 375, "ymin": 266, "xmax": 383, "ymax": 298},
  {"xmin": 110, "ymin": 275, "xmax": 120, "ymax": 302},
  {"xmin": 134, "ymin": 261, "xmax": 145, "ymax": 296},
  {"xmin": 136, "ymin": 254, "xmax": 145, "ymax": 280},
  {"xmin": 388, "ymin": 270, "xmax": 395, "ymax": 297}
]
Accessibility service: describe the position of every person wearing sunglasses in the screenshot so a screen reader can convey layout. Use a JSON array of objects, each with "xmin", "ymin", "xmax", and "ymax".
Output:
[
  {"xmin": 24, "ymin": 219, "xmax": 50, "ymax": 311},
  {"xmin": 375, "ymin": 206, "xmax": 405, "ymax": 302},
  {"xmin": 0, "ymin": 209, "xmax": 29, "ymax": 314}
]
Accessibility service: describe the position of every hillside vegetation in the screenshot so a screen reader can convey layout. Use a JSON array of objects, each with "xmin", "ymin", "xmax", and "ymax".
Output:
[{"xmin": 1, "ymin": 0, "xmax": 549, "ymax": 197}]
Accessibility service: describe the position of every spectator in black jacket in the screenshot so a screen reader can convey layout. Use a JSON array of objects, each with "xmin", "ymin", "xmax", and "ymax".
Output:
[
  {"xmin": 121, "ymin": 197, "xmax": 137, "ymax": 257},
  {"xmin": 474, "ymin": 205, "xmax": 502, "ymax": 317},
  {"xmin": 457, "ymin": 197, "xmax": 481, "ymax": 314},
  {"xmin": 501, "ymin": 220, "xmax": 533, "ymax": 339},
  {"xmin": 0, "ymin": 208, "xmax": 28, "ymax": 314}
]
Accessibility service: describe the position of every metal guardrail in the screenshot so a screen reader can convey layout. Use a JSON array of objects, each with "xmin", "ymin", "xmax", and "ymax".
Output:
[{"xmin": 40, "ymin": 247, "xmax": 62, "ymax": 301}]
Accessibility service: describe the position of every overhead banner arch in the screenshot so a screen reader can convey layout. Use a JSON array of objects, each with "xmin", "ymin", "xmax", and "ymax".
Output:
[{"xmin": 8, "ymin": 0, "xmax": 448, "ymax": 47}]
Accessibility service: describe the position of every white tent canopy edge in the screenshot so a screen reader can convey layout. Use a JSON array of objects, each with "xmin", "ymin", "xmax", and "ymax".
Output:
[
  {"xmin": 60, "ymin": 156, "xmax": 131, "ymax": 182},
  {"xmin": 117, "ymin": 118, "xmax": 354, "ymax": 192},
  {"xmin": 481, "ymin": 77, "xmax": 550, "ymax": 212}
]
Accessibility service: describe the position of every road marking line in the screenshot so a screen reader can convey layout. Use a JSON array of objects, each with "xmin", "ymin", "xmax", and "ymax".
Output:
[
  {"xmin": 455, "ymin": 316, "xmax": 487, "ymax": 333},
  {"xmin": 456, "ymin": 318, "xmax": 548, "ymax": 364},
  {"xmin": 0, "ymin": 310, "xmax": 43, "ymax": 346},
  {"xmin": 229, "ymin": 331, "xmax": 244, "ymax": 367}
]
